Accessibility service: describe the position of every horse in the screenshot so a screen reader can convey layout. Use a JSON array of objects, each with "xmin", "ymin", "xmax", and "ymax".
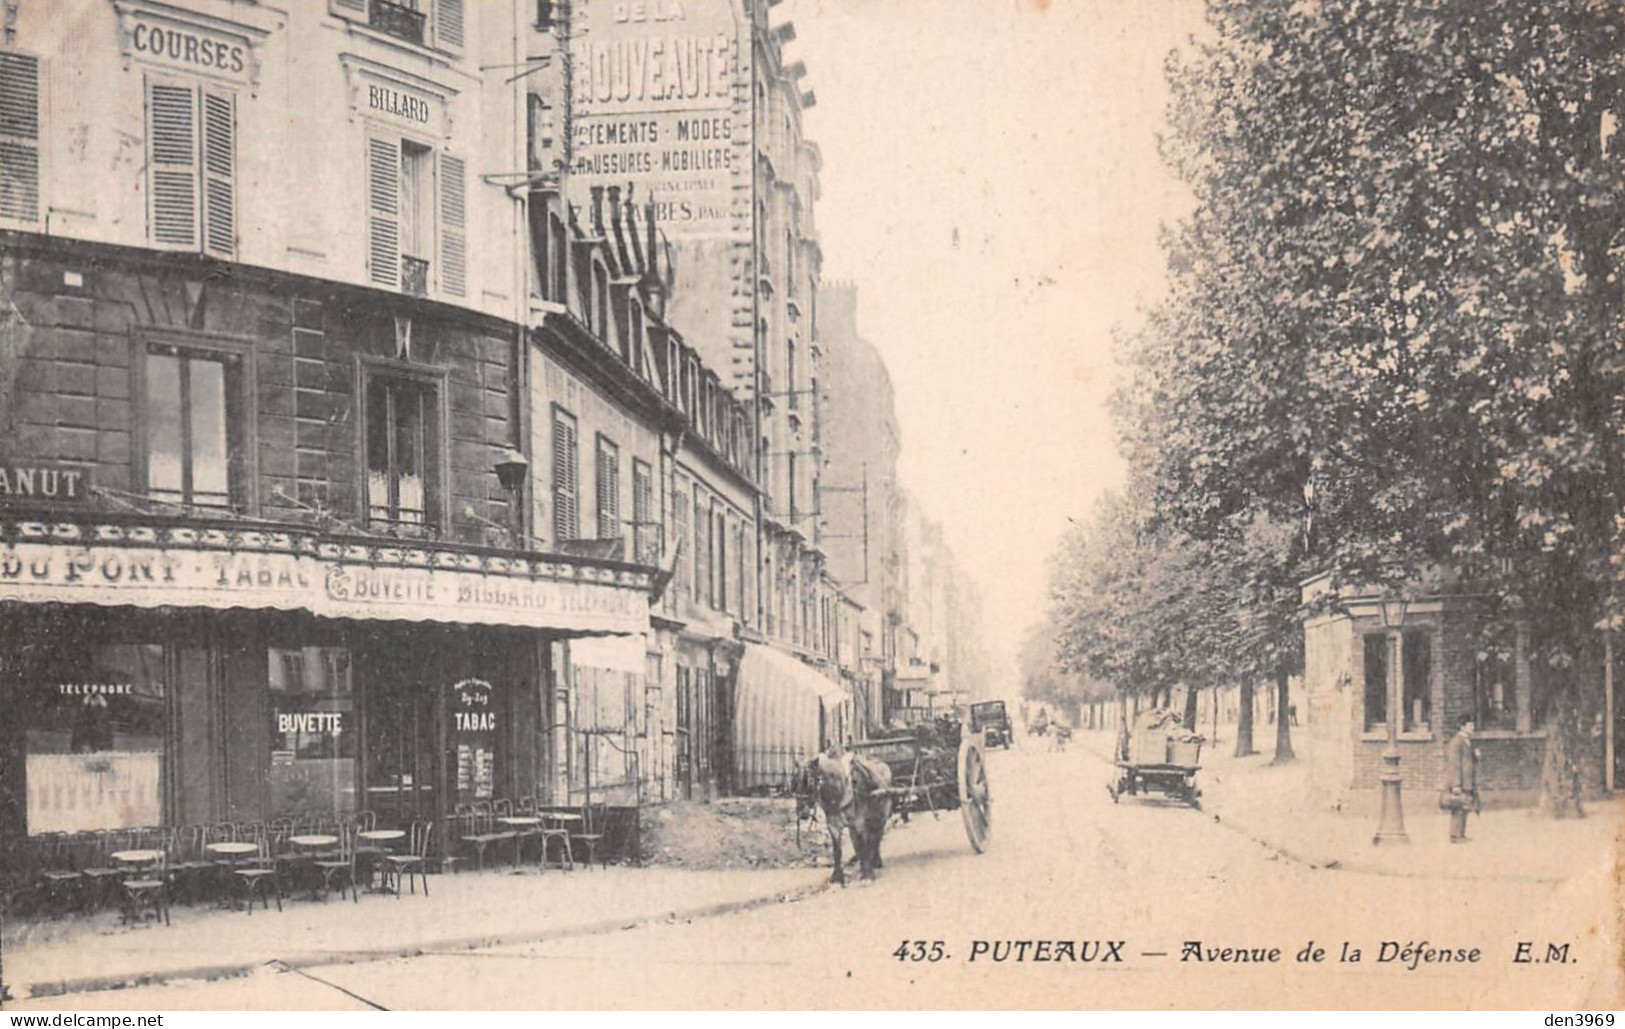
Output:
[{"xmin": 806, "ymin": 751, "xmax": 893, "ymax": 885}]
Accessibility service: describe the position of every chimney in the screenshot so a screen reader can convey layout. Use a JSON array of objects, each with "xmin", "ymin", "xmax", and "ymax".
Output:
[
  {"xmin": 607, "ymin": 184, "xmax": 624, "ymax": 250},
  {"xmin": 589, "ymin": 186, "xmax": 605, "ymax": 236}
]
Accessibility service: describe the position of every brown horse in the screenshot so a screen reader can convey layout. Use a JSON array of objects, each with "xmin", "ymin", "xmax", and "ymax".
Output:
[{"xmin": 807, "ymin": 751, "xmax": 893, "ymax": 885}]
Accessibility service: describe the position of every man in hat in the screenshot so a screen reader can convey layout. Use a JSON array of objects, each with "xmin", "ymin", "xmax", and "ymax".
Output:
[{"xmin": 1443, "ymin": 713, "xmax": 1478, "ymax": 843}]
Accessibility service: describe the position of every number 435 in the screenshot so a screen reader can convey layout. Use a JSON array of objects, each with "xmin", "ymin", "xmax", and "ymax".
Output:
[{"xmin": 894, "ymin": 940, "xmax": 948, "ymax": 962}]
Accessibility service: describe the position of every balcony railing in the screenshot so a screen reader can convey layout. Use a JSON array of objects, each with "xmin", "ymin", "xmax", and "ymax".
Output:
[
  {"xmin": 370, "ymin": 0, "xmax": 426, "ymax": 46},
  {"xmin": 401, "ymin": 255, "xmax": 430, "ymax": 297}
]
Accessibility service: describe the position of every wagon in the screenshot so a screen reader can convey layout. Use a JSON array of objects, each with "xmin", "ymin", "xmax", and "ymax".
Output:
[
  {"xmin": 849, "ymin": 718, "xmax": 992, "ymax": 853},
  {"xmin": 1107, "ymin": 712, "xmax": 1203, "ymax": 808}
]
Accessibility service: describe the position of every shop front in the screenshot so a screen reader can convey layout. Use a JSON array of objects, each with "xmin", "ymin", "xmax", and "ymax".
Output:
[{"xmin": 0, "ymin": 517, "xmax": 653, "ymax": 871}]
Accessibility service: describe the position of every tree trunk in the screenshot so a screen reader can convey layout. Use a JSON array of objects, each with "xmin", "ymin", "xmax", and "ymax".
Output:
[
  {"xmin": 1271, "ymin": 666, "xmax": 1296, "ymax": 765},
  {"xmin": 1182, "ymin": 684, "xmax": 1200, "ymax": 730},
  {"xmin": 1235, "ymin": 677, "xmax": 1257, "ymax": 757}
]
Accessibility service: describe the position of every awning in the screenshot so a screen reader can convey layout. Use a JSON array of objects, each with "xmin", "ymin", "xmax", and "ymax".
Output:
[
  {"xmin": 0, "ymin": 520, "xmax": 651, "ymax": 636},
  {"xmin": 732, "ymin": 643, "xmax": 852, "ymax": 791}
]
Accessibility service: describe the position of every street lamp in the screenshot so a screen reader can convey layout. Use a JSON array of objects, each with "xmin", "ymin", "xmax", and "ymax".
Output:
[
  {"xmin": 1373, "ymin": 591, "xmax": 1410, "ymax": 845},
  {"xmin": 494, "ymin": 448, "xmax": 529, "ymax": 548}
]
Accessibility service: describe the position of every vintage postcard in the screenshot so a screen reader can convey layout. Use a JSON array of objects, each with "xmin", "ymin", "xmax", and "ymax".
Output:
[{"xmin": 0, "ymin": 0, "xmax": 1619, "ymax": 1012}]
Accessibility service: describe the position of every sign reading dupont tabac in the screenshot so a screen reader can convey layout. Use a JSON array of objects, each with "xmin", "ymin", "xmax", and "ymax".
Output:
[{"xmin": 568, "ymin": 0, "xmax": 744, "ymax": 239}]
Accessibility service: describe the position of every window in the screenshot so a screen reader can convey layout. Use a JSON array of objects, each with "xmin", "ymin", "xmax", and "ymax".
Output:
[
  {"xmin": 145, "ymin": 343, "xmax": 244, "ymax": 510},
  {"xmin": 595, "ymin": 435, "xmax": 620, "ymax": 542},
  {"xmin": 591, "ymin": 260, "xmax": 609, "ymax": 340},
  {"xmin": 1363, "ymin": 634, "xmax": 1387, "ymax": 731},
  {"xmin": 366, "ymin": 135, "xmax": 466, "ymax": 298},
  {"xmin": 632, "ymin": 459, "xmax": 655, "ymax": 564},
  {"xmin": 0, "ymin": 51, "xmax": 41, "ymax": 224},
  {"xmin": 365, "ymin": 373, "xmax": 442, "ymax": 534},
  {"xmin": 1401, "ymin": 629, "xmax": 1431, "ymax": 732},
  {"xmin": 268, "ymin": 646, "xmax": 356, "ymax": 817},
  {"xmin": 333, "ymin": 0, "xmax": 464, "ymax": 53},
  {"xmin": 671, "ymin": 481, "xmax": 689, "ymax": 596},
  {"xmin": 788, "ymin": 452, "xmax": 798, "ymax": 520},
  {"xmin": 787, "ymin": 342, "xmax": 797, "ymax": 410},
  {"xmin": 692, "ymin": 484, "xmax": 705, "ymax": 603},
  {"xmin": 147, "ymin": 79, "xmax": 235, "ymax": 257},
  {"xmin": 551, "ymin": 407, "xmax": 579, "ymax": 541},
  {"xmin": 715, "ymin": 507, "xmax": 727, "ymax": 611}
]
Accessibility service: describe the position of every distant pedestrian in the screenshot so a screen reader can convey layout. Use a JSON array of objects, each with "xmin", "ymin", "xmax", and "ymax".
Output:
[
  {"xmin": 1288, "ymin": 703, "xmax": 1299, "ymax": 727},
  {"xmin": 1442, "ymin": 714, "xmax": 1478, "ymax": 843}
]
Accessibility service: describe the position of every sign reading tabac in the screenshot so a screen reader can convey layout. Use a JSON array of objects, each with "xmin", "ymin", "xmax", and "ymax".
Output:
[{"xmin": 569, "ymin": 0, "xmax": 743, "ymax": 238}]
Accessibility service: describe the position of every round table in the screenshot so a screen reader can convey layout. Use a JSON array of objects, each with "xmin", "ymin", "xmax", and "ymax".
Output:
[
  {"xmin": 205, "ymin": 842, "xmax": 258, "ymax": 857},
  {"xmin": 109, "ymin": 849, "xmax": 164, "ymax": 866},
  {"xmin": 357, "ymin": 829, "xmax": 405, "ymax": 844},
  {"xmin": 356, "ymin": 829, "xmax": 405, "ymax": 892},
  {"xmin": 288, "ymin": 834, "xmax": 338, "ymax": 850}
]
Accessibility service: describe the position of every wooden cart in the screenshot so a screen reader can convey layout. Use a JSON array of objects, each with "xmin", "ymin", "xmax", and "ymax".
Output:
[{"xmin": 849, "ymin": 720, "xmax": 992, "ymax": 853}]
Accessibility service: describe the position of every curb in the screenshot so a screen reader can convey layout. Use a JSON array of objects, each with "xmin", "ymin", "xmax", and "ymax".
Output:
[
  {"xmin": 14, "ymin": 879, "xmax": 836, "ymax": 1003},
  {"xmin": 1076, "ymin": 734, "xmax": 1579, "ymax": 887}
]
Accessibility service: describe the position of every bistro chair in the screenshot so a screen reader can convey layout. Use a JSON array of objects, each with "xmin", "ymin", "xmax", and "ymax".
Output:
[
  {"xmin": 459, "ymin": 803, "xmax": 515, "ymax": 872},
  {"xmin": 537, "ymin": 807, "xmax": 576, "ymax": 871},
  {"xmin": 351, "ymin": 810, "xmax": 387, "ymax": 888},
  {"xmin": 165, "ymin": 825, "xmax": 212, "ymax": 906},
  {"xmin": 36, "ymin": 833, "xmax": 84, "ymax": 918},
  {"xmin": 312, "ymin": 823, "xmax": 359, "ymax": 903},
  {"xmin": 80, "ymin": 829, "xmax": 127, "ymax": 911},
  {"xmin": 380, "ymin": 820, "xmax": 432, "ymax": 898},
  {"xmin": 513, "ymin": 796, "xmax": 548, "ymax": 865},
  {"xmin": 231, "ymin": 825, "xmax": 283, "ymax": 915},
  {"xmin": 203, "ymin": 822, "xmax": 241, "ymax": 906},
  {"xmin": 572, "ymin": 803, "xmax": 610, "ymax": 871}
]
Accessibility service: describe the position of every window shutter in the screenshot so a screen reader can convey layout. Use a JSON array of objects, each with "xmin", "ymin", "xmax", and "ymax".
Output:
[
  {"xmin": 201, "ymin": 89, "xmax": 235, "ymax": 258},
  {"xmin": 552, "ymin": 412, "xmax": 578, "ymax": 541},
  {"xmin": 366, "ymin": 136, "xmax": 400, "ymax": 288},
  {"xmin": 148, "ymin": 82, "xmax": 198, "ymax": 248},
  {"xmin": 436, "ymin": 0, "xmax": 466, "ymax": 52},
  {"xmin": 438, "ymin": 152, "xmax": 466, "ymax": 297},
  {"xmin": 0, "ymin": 51, "xmax": 40, "ymax": 223},
  {"xmin": 329, "ymin": 0, "xmax": 367, "ymax": 18}
]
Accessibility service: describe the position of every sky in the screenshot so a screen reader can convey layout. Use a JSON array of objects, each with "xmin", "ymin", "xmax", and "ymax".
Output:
[{"xmin": 781, "ymin": 0, "xmax": 1206, "ymax": 688}]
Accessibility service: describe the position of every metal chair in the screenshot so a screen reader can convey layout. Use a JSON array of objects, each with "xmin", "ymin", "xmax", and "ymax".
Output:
[
  {"xmin": 350, "ymin": 810, "xmax": 386, "ymax": 888},
  {"xmin": 380, "ymin": 820, "xmax": 432, "ymax": 898},
  {"xmin": 537, "ymin": 807, "xmax": 576, "ymax": 871},
  {"xmin": 231, "ymin": 825, "xmax": 283, "ymax": 915},
  {"xmin": 79, "ymin": 830, "xmax": 127, "ymax": 910},
  {"xmin": 459, "ymin": 803, "xmax": 515, "ymax": 872},
  {"xmin": 117, "ymin": 843, "xmax": 170, "ymax": 927},
  {"xmin": 572, "ymin": 803, "xmax": 610, "ymax": 870},
  {"xmin": 36, "ymin": 833, "xmax": 84, "ymax": 918},
  {"xmin": 312, "ymin": 823, "xmax": 359, "ymax": 903},
  {"xmin": 165, "ymin": 824, "xmax": 212, "ymax": 905},
  {"xmin": 513, "ymin": 796, "xmax": 548, "ymax": 865}
]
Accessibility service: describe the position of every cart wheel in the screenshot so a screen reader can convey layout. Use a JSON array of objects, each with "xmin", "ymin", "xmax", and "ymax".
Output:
[{"xmin": 958, "ymin": 738, "xmax": 991, "ymax": 853}]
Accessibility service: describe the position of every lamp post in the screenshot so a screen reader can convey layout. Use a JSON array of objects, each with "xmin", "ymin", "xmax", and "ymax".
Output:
[
  {"xmin": 1373, "ymin": 592, "xmax": 1410, "ymax": 845},
  {"xmin": 494, "ymin": 448, "xmax": 530, "ymax": 549}
]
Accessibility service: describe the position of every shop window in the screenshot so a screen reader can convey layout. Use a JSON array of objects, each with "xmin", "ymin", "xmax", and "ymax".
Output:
[
  {"xmin": 364, "ymin": 371, "xmax": 443, "ymax": 535},
  {"xmin": 1401, "ymin": 629, "xmax": 1431, "ymax": 732},
  {"xmin": 147, "ymin": 78, "xmax": 235, "ymax": 258},
  {"xmin": 551, "ymin": 406, "xmax": 579, "ymax": 541},
  {"xmin": 267, "ymin": 647, "xmax": 356, "ymax": 818},
  {"xmin": 144, "ymin": 343, "xmax": 245, "ymax": 511},
  {"xmin": 24, "ymin": 644, "xmax": 167, "ymax": 835},
  {"xmin": 0, "ymin": 51, "xmax": 41, "ymax": 224},
  {"xmin": 595, "ymin": 435, "xmax": 620, "ymax": 542}
]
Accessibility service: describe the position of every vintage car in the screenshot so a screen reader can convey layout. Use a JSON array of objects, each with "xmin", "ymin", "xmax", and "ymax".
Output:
[{"xmin": 969, "ymin": 699, "xmax": 1013, "ymax": 750}]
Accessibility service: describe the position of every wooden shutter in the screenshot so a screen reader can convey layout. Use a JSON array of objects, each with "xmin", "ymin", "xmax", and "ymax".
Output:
[
  {"xmin": 366, "ymin": 136, "xmax": 400, "ymax": 288},
  {"xmin": 596, "ymin": 438, "xmax": 618, "ymax": 540},
  {"xmin": 435, "ymin": 0, "xmax": 465, "ymax": 52},
  {"xmin": 552, "ymin": 410, "xmax": 578, "ymax": 541},
  {"xmin": 0, "ymin": 51, "xmax": 40, "ymax": 223},
  {"xmin": 438, "ymin": 152, "xmax": 466, "ymax": 297},
  {"xmin": 201, "ymin": 89, "xmax": 235, "ymax": 258},
  {"xmin": 148, "ymin": 81, "xmax": 198, "ymax": 248}
]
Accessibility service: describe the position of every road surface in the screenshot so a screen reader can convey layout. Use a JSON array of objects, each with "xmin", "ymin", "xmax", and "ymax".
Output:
[{"xmin": 19, "ymin": 742, "xmax": 1615, "ymax": 1009}]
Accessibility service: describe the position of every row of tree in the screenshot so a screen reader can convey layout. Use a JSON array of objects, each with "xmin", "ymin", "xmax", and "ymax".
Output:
[{"xmin": 1031, "ymin": 0, "xmax": 1624, "ymax": 779}]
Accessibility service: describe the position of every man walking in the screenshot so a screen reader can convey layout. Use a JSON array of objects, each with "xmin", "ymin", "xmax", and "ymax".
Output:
[{"xmin": 1444, "ymin": 714, "xmax": 1478, "ymax": 843}]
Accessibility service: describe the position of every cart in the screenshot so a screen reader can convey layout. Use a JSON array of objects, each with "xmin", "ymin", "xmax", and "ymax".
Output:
[
  {"xmin": 1107, "ymin": 711, "xmax": 1203, "ymax": 808},
  {"xmin": 969, "ymin": 699, "xmax": 1013, "ymax": 749},
  {"xmin": 848, "ymin": 718, "xmax": 992, "ymax": 853}
]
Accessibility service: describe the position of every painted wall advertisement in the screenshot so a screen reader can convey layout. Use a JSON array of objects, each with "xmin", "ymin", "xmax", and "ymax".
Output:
[{"xmin": 569, "ymin": 0, "xmax": 744, "ymax": 240}]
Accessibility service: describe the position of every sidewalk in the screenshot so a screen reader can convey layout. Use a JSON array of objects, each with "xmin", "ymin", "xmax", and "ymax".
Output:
[
  {"xmin": 1077, "ymin": 726, "xmax": 1622, "ymax": 884},
  {"xmin": 2, "ymin": 862, "xmax": 827, "ymax": 1003}
]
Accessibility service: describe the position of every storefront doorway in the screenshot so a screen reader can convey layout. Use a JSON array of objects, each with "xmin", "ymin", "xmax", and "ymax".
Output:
[{"xmin": 361, "ymin": 633, "xmax": 443, "ymax": 828}]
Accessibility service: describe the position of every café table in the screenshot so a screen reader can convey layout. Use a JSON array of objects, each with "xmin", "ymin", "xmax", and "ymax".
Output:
[
  {"xmin": 287, "ymin": 835, "xmax": 339, "ymax": 899},
  {"xmin": 110, "ymin": 849, "xmax": 169, "ymax": 926},
  {"xmin": 539, "ymin": 812, "xmax": 582, "ymax": 871},
  {"xmin": 204, "ymin": 841, "xmax": 258, "ymax": 909},
  {"xmin": 357, "ymin": 829, "xmax": 405, "ymax": 890},
  {"xmin": 496, "ymin": 817, "xmax": 542, "ymax": 867}
]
